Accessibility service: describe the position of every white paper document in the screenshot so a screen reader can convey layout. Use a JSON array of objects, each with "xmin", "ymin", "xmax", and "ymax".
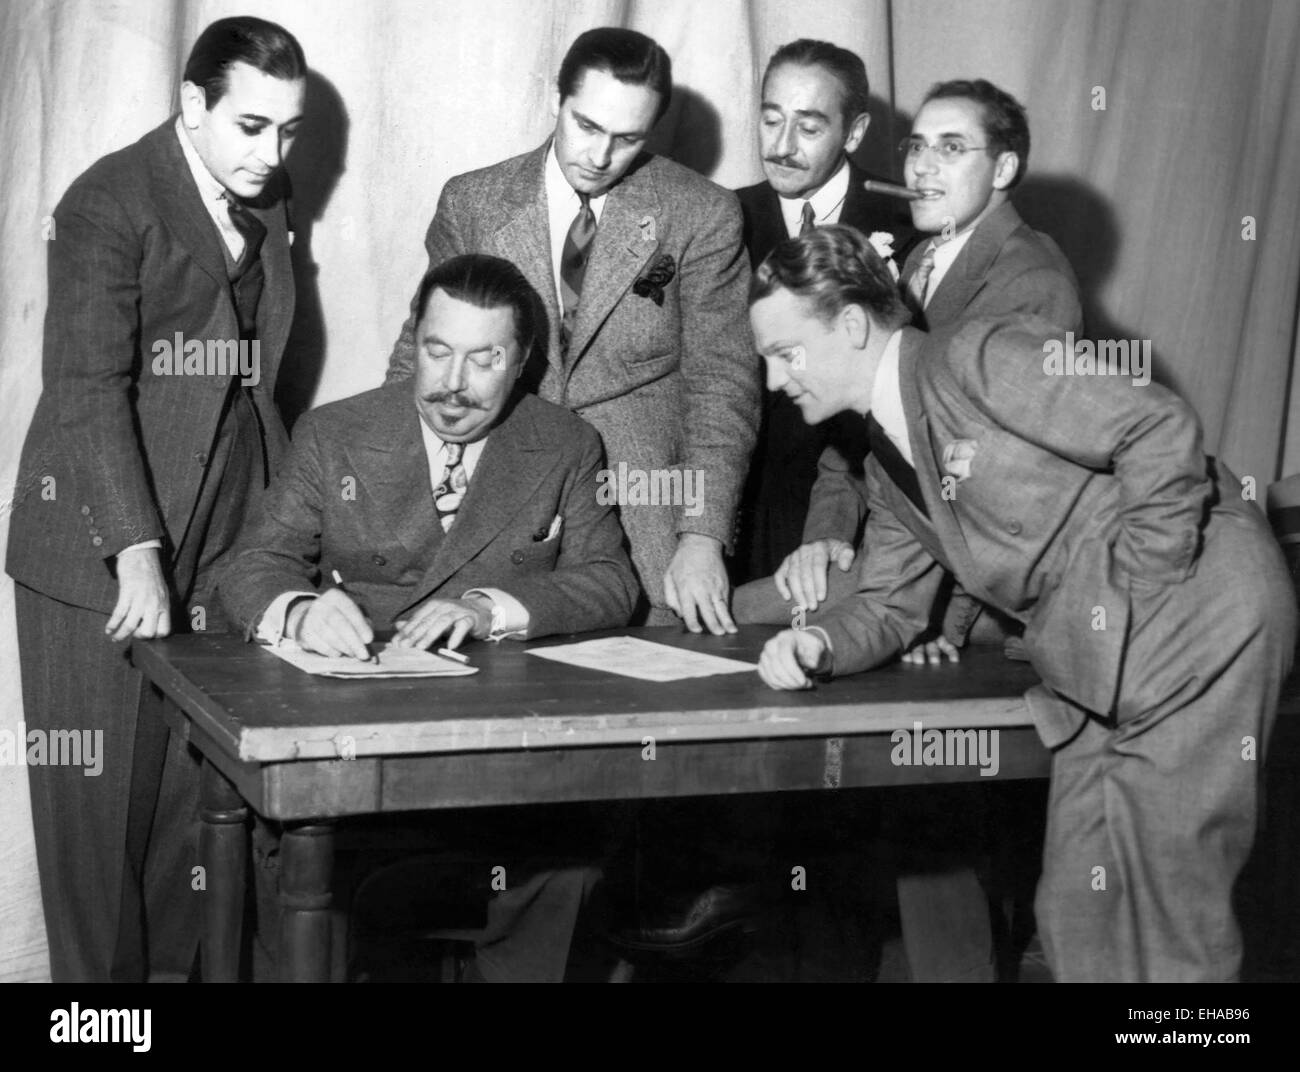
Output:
[
  {"xmin": 265, "ymin": 640, "xmax": 478, "ymax": 678},
  {"xmin": 526, "ymin": 636, "xmax": 756, "ymax": 681}
]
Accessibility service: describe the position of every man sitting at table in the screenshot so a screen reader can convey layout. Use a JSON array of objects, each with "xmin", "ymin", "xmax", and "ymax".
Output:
[
  {"xmin": 751, "ymin": 225, "xmax": 1296, "ymax": 982},
  {"xmin": 220, "ymin": 252, "xmax": 639, "ymax": 981}
]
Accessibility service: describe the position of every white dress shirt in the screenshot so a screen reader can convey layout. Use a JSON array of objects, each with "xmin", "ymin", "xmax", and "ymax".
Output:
[
  {"xmin": 544, "ymin": 143, "xmax": 608, "ymax": 305},
  {"xmin": 778, "ymin": 158, "xmax": 851, "ymax": 238},
  {"xmin": 257, "ymin": 415, "xmax": 530, "ymax": 644},
  {"xmin": 867, "ymin": 328, "xmax": 911, "ymax": 464}
]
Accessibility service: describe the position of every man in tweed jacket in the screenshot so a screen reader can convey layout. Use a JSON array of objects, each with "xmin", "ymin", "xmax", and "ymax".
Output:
[{"xmin": 386, "ymin": 27, "xmax": 760, "ymax": 633}]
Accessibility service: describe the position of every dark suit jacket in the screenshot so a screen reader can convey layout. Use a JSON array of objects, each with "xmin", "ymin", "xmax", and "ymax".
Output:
[
  {"xmin": 385, "ymin": 143, "xmax": 759, "ymax": 606},
  {"xmin": 816, "ymin": 318, "xmax": 1235, "ymax": 745},
  {"xmin": 6, "ymin": 118, "xmax": 294, "ymax": 613},
  {"xmin": 732, "ymin": 160, "xmax": 916, "ymax": 579},
  {"xmin": 218, "ymin": 386, "xmax": 638, "ymax": 639},
  {"xmin": 803, "ymin": 200, "xmax": 1083, "ymax": 548}
]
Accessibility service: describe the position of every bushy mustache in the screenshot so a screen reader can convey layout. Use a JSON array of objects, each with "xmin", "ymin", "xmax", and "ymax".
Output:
[{"xmin": 422, "ymin": 392, "xmax": 484, "ymax": 409}]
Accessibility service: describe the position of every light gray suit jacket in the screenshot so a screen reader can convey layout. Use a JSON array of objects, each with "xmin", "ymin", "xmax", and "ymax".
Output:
[
  {"xmin": 385, "ymin": 143, "xmax": 760, "ymax": 606},
  {"xmin": 802, "ymin": 201, "xmax": 1082, "ymax": 551},
  {"xmin": 218, "ymin": 385, "xmax": 638, "ymax": 639}
]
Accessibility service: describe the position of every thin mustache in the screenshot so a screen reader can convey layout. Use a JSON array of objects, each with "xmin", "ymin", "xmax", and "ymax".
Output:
[
  {"xmin": 424, "ymin": 394, "xmax": 483, "ymax": 408},
  {"xmin": 766, "ymin": 156, "xmax": 805, "ymax": 169}
]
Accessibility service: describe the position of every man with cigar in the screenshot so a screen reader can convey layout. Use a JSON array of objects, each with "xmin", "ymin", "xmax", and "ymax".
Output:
[
  {"xmin": 752, "ymin": 224, "xmax": 1295, "ymax": 981},
  {"xmin": 220, "ymin": 253, "xmax": 638, "ymax": 981},
  {"xmin": 385, "ymin": 27, "xmax": 757, "ymax": 635},
  {"xmin": 6, "ymin": 16, "xmax": 307, "ymax": 982},
  {"xmin": 732, "ymin": 38, "xmax": 915, "ymax": 584}
]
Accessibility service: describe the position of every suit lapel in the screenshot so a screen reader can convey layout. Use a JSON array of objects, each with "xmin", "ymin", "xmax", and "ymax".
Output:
[
  {"xmin": 567, "ymin": 158, "xmax": 661, "ymax": 361},
  {"xmin": 412, "ymin": 397, "xmax": 562, "ymax": 597},
  {"xmin": 751, "ymin": 185, "xmax": 789, "ymax": 263},
  {"xmin": 895, "ymin": 327, "xmax": 989, "ymax": 599},
  {"xmin": 348, "ymin": 398, "xmax": 444, "ymax": 562},
  {"xmin": 248, "ymin": 190, "xmax": 293, "ymax": 364},
  {"xmin": 147, "ymin": 120, "xmax": 231, "ymax": 291},
  {"xmin": 914, "ymin": 201, "xmax": 1022, "ymax": 326},
  {"xmin": 491, "ymin": 145, "xmax": 564, "ymax": 377}
]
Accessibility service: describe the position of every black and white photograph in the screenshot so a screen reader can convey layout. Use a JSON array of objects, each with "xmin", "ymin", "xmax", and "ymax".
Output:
[{"xmin": 0, "ymin": 0, "xmax": 1296, "ymax": 1040}]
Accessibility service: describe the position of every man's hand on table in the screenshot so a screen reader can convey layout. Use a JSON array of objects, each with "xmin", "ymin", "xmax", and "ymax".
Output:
[
  {"xmin": 393, "ymin": 594, "xmax": 492, "ymax": 651},
  {"xmin": 665, "ymin": 532, "xmax": 737, "ymax": 635},
  {"xmin": 758, "ymin": 628, "xmax": 830, "ymax": 690},
  {"xmin": 107, "ymin": 545, "xmax": 172, "ymax": 642},
  {"xmin": 774, "ymin": 537, "xmax": 854, "ymax": 613},
  {"xmin": 901, "ymin": 635, "xmax": 961, "ymax": 665},
  {"xmin": 288, "ymin": 588, "xmax": 374, "ymax": 661}
]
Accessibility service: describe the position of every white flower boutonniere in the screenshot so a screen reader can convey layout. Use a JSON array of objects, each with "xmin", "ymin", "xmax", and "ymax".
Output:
[{"xmin": 868, "ymin": 231, "xmax": 899, "ymax": 280}]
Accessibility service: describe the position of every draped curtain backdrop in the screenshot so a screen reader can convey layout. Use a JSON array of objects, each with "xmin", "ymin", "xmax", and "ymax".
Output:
[{"xmin": 1, "ymin": 0, "xmax": 1297, "ymax": 979}]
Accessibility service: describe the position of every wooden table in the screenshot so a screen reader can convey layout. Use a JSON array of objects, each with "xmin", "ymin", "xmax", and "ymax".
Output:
[{"xmin": 133, "ymin": 626, "xmax": 1047, "ymax": 982}]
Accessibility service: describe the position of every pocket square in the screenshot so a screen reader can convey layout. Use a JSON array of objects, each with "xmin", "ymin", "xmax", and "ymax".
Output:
[
  {"xmin": 632, "ymin": 253, "xmax": 676, "ymax": 306},
  {"xmin": 941, "ymin": 439, "xmax": 978, "ymax": 482},
  {"xmin": 534, "ymin": 514, "xmax": 563, "ymax": 542}
]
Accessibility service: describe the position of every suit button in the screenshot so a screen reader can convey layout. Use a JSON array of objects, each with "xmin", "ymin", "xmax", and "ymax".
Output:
[
  {"xmin": 80, "ymin": 505, "xmax": 91, "ymax": 515},
  {"xmin": 511, "ymin": 550, "xmax": 525, "ymax": 564},
  {"xmin": 194, "ymin": 451, "xmax": 208, "ymax": 465},
  {"xmin": 371, "ymin": 554, "xmax": 387, "ymax": 566},
  {"xmin": 91, "ymin": 535, "xmax": 103, "ymax": 547},
  {"xmin": 1007, "ymin": 520, "xmax": 1022, "ymax": 535}
]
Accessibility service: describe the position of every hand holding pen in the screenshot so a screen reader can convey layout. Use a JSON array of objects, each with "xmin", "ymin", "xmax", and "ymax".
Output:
[{"xmin": 283, "ymin": 570, "xmax": 378, "ymax": 662}]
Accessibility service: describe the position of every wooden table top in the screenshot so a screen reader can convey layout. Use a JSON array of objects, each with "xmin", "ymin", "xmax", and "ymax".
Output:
[{"xmin": 134, "ymin": 627, "xmax": 1042, "ymax": 764}]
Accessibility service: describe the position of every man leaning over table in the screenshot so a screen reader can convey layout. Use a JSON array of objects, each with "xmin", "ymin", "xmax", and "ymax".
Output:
[
  {"xmin": 751, "ymin": 224, "xmax": 1295, "ymax": 981},
  {"xmin": 219, "ymin": 253, "xmax": 639, "ymax": 981}
]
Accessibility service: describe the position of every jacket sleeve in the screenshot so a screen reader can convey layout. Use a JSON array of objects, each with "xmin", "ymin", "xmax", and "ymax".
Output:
[
  {"xmin": 43, "ymin": 179, "xmax": 163, "ymax": 557},
  {"xmin": 955, "ymin": 317, "xmax": 1210, "ymax": 584},
  {"xmin": 676, "ymin": 192, "xmax": 761, "ymax": 549},
  {"xmin": 217, "ymin": 413, "xmax": 328, "ymax": 633},
  {"xmin": 814, "ymin": 457, "xmax": 947, "ymax": 676},
  {"xmin": 386, "ymin": 181, "xmax": 470, "ymax": 383},
  {"xmin": 801, "ymin": 442, "xmax": 869, "ymax": 545}
]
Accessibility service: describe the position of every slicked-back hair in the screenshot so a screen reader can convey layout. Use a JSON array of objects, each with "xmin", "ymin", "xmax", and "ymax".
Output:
[
  {"xmin": 922, "ymin": 78, "xmax": 1030, "ymax": 187},
  {"xmin": 415, "ymin": 254, "xmax": 539, "ymax": 359},
  {"xmin": 750, "ymin": 225, "xmax": 908, "ymax": 332},
  {"xmin": 183, "ymin": 16, "xmax": 307, "ymax": 109},
  {"xmin": 762, "ymin": 39, "xmax": 870, "ymax": 128},
  {"xmin": 557, "ymin": 27, "xmax": 673, "ymax": 122}
]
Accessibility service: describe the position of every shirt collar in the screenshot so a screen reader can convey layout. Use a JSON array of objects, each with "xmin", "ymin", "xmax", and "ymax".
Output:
[
  {"xmin": 866, "ymin": 328, "xmax": 911, "ymax": 463},
  {"xmin": 174, "ymin": 115, "xmax": 229, "ymax": 206},
  {"xmin": 930, "ymin": 225, "xmax": 976, "ymax": 277},
  {"xmin": 417, "ymin": 408, "xmax": 488, "ymax": 472},
  {"xmin": 778, "ymin": 157, "xmax": 851, "ymax": 236},
  {"xmin": 545, "ymin": 142, "xmax": 608, "ymax": 222}
]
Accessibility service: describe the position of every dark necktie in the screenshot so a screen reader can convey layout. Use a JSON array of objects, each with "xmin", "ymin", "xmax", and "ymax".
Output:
[
  {"xmin": 225, "ymin": 195, "xmax": 266, "ymax": 264},
  {"xmin": 799, "ymin": 200, "xmax": 816, "ymax": 236},
  {"xmin": 433, "ymin": 442, "xmax": 468, "ymax": 532},
  {"xmin": 559, "ymin": 193, "xmax": 596, "ymax": 350},
  {"xmin": 866, "ymin": 413, "xmax": 928, "ymax": 518}
]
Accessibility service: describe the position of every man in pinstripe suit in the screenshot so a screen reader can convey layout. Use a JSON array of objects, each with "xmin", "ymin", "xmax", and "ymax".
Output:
[{"xmin": 5, "ymin": 16, "xmax": 306, "ymax": 982}]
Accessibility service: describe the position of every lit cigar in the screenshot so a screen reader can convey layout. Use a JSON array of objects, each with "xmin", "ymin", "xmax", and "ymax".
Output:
[{"xmin": 861, "ymin": 179, "xmax": 922, "ymax": 201}]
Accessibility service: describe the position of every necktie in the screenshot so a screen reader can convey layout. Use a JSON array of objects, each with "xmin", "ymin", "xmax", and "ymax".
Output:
[
  {"xmin": 224, "ymin": 195, "xmax": 266, "ymax": 264},
  {"xmin": 906, "ymin": 241, "xmax": 937, "ymax": 312},
  {"xmin": 559, "ymin": 193, "xmax": 597, "ymax": 350},
  {"xmin": 433, "ymin": 442, "xmax": 468, "ymax": 532},
  {"xmin": 799, "ymin": 200, "xmax": 816, "ymax": 236}
]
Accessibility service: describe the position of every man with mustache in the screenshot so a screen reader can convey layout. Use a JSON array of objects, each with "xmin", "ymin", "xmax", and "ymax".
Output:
[
  {"xmin": 385, "ymin": 27, "xmax": 758, "ymax": 637},
  {"xmin": 220, "ymin": 253, "xmax": 638, "ymax": 981},
  {"xmin": 732, "ymin": 38, "xmax": 914, "ymax": 584},
  {"xmin": 6, "ymin": 16, "xmax": 307, "ymax": 982}
]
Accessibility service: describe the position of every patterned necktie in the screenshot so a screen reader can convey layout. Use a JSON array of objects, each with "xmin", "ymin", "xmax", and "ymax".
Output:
[
  {"xmin": 559, "ymin": 192, "xmax": 597, "ymax": 350},
  {"xmin": 906, "ymin": 241, "xmax": 938, "ymax": 312},
  {"xmin": 224, "ymin": 195, "xmax": 266, "ymax": 263},
  {"xmin": 799, "ymin": 200, "xmax": 816, "ymax": 235},
  {"xmin": 433, "ymin": 442, "xmax": 468, "ymax": 532}
]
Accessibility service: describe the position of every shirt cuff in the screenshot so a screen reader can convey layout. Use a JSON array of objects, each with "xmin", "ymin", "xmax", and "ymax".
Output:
[
  {"xmin": 256, "ymin": 591, "xmax": 317, "ymax": 645},
  {"xmin": 462, "ymin": 587, "xmax": 529, "ymax": 641},
  {"xmin": 802, "ymin": 625, "xmax": 835, "ymax": 677},
  {"xmin": 120, "ymin": 539, "xmax": 163, "ymax": 554}
]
